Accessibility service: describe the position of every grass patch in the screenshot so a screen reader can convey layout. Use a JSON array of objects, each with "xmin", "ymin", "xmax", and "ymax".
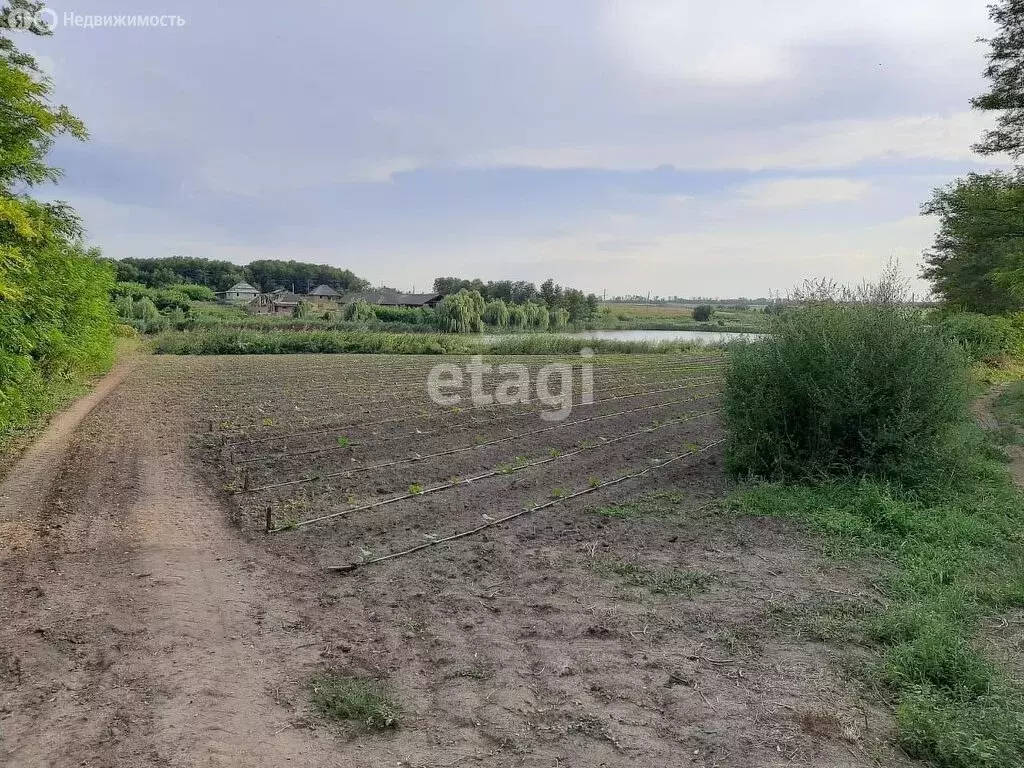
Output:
[
  {"xmin": 310, "ymin": 673, "xmax": 401, "ymax": 729},
  {"xmin": 591, "ymin": 557, "xmax": 711, "ymax": 596},
  {"xmin": 595, "ymin": 490, "xmax": 685, "ymax": 520},
  {"xmin": 730, "ymin": 443, "xmax": 1024, "ymax": 768}
]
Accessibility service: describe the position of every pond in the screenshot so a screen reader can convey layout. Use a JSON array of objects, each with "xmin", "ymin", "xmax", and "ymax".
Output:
[{"xmin": 483, "ymin": 329, "xmax": 763, "ymax": 344}]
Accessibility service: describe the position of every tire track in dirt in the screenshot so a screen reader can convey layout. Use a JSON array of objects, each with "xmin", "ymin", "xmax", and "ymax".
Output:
[
  {"xmin": 0, "ymin": 357, "xmax": 137, "ymax": 520},
  {"xmin": 0, "ymin": 361, "xmax": 339, "ymax": 767}
]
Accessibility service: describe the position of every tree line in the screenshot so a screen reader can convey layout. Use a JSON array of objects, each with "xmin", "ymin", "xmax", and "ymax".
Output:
[
  {"xmin": 113, "ymin": 256, "xmax": 370, "ymax": 294},
  {"xmin": 924, "ymin": 0, "xmax": 1024, "ymax": 314},
  {"xmin": 432, "ymin": 277, "xmax": 600, "ymax": 323},
  {"xmin": 0, "ymin": 1, "xmax": 116, "ymax": 436}
]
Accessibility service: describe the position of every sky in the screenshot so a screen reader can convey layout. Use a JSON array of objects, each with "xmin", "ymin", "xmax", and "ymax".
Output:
[{"xmin": 19, "ymin": 0, "xmax": 1007, "ymax": 297}]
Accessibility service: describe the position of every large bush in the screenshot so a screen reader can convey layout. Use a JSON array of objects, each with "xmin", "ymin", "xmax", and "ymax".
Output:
[{"xmin": 724, "ymin": 292, "xmax": 970, "ymax": 484}]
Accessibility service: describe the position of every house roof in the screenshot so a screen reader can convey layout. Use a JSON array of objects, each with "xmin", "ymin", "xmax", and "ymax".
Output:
[
  {"xmin": 392, "ymin": 293, "xmax": 443, "ymax": 306},
  {"xmin": 308, "ymin": 284, "xmax": 341, "ymax": 297},
  {"xmin": 228, "ymin": 281, "xmax": 258, "ymax": 292},
  {"xmin": 272, "ymin": 292, "xmax": 303, "ymax": 305}
]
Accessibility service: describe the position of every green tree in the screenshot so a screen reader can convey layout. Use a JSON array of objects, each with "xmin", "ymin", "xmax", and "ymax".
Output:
[
  {"xmin": 551, "ymin": 307, "xmax": 570, "ymax": 329},
  {"xmin": 340, "ymin": 299, "xmax": 375, "ymax": 323},
  {"xmin": 482, "ymin": 298, "xmax": 510, "ymax": 328},
  {"xmin": 437, "ymin": 289, "xmax": 485, "ymax": 333},
  {"xmin": 508, "ymin": 304, "xmax": 528, "ymax": 330},
  {"xmin": 972, "ymin": 0, "xmax": 1024, "ymax": 158},
  {"xmin": 922, "ymin": 171, "xmax": 1024, "ymax": 313}
]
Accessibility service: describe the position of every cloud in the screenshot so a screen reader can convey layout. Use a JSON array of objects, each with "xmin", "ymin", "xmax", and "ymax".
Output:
[
  {"xmin": 17, "ymin": 0, "xmax": 1001, "ymax": 297},
  {"xmin": 737, "ymin": 178, "xmax": 873, "ymax": 208}
]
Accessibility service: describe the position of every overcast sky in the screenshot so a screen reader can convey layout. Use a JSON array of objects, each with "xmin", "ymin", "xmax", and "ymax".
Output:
[{"xmin": 23, "ymin": 1, "xmax": 1004, "ymax": 297}]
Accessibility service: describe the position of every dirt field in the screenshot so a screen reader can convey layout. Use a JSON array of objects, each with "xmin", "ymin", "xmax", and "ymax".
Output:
[{"xmin": 0, "ymin": 353, "xmax": 913, "ymax": 767}]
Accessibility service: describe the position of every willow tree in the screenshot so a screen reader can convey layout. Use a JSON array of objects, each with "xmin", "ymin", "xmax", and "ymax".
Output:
[
  {"xmin": 1, "ymin": 2, "xmax": 115, "ymax": 434},
  {"xmin": 437, "ymin": 289, "xmax": 485, "ymax": 333},
  {"xmin": 524, "ymin": 301, "xmax": 550, "ymax": 330},
  {"xmin": 482, "ymin": 298, "xmax": 510, "ymax": 328},
  {"xmin": 507, "ymin": 304, "xmax": 528, "ymax": 330},
  {"xmin": 551, "ymin": 307, "xmax": 570, "ymax": 329},
  {"xmin": 341, "ymin": 299, "xmax": 375, "ymax": 322}
]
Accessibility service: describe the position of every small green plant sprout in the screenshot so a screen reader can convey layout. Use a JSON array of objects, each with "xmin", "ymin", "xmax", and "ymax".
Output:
[
  {"xmin": 359, "ymin": 545, "xmax": 375, "ymax": 561},
  {"xmin": 551, "ymin": 487, "xmax": 568, "ymax": 499},
  {"xmin": 498, "ymin": 463, "xmax": 514, "ymax": 475},
  {"xmin": 262, "ymin": 417, "xmax": 276, "ymax": 427},
  {"xmin": 514, "ymin": 456, "xmax": 530, "ymax": 468},
  {"xmin": 588, "ymin": 476, "xmax": 602, "ymax": 489},
  {"xmin": 451, "ymin": 406, "xmax": 462, "ymax": 415},
  {"xmin": 336, "ymin": 435, "xmax": 350, "ymax": 448},
  {"xmin": 474, "ymin": 434, "xmax": 486, "ymax": 444},
  {"xmin": 423, "ymin": 532, "xmax": 439, "ymax": 542},
  {"xmin": 310, "ymin": 673, "xmax": 401, "ymax": 729},
  {"xmin": 280, "ymin": 518, "xmax": 298, "ymax": 531},
  {"xmin": 549, "ymin": 448, "xmax": 561, "ymax": 458},
  {"xmin": 683, "ymin": 441, "xmax": 699, "ymax": 452},
  {"xmin": 409, "ymin": 483, "xmax": 424, "ymax": 495}
]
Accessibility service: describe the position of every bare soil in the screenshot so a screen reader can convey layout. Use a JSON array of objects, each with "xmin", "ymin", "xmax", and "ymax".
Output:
[{"xmin": 0, "ymin": 354, "xmax": 915, "ymax": 767}]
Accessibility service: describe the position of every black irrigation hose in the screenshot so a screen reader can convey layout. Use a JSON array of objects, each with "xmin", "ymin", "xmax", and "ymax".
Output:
[
  {"xmin": 227, "ymin": 376, "xmax": 723, "ymax": 448},
  {"xmin": 238, "ymin": 392, "xmax": 720, "ymax": 489},
  {"xmin": 267, "ymin": 408, "xmax": 720, "ymax": 533},
  {"xmin": 326, "ymin": 438, "xmax": 727, "ymax": 572}
]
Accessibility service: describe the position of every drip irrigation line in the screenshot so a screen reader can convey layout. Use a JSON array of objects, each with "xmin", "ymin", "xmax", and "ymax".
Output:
[
  {"xmin": 267, "ymin": 408, "xmax": 720, "ymax": 533},
  {"xmin": 239, "ymin": 392, "xmax": 719, "ymax": 489},
  {"xmin": 226, "ymin": 376, "xmax": 723, "ymax": 448},
  {"xmin": 326, "ymin": 438, "xmax": 727, "ymax": 572}
]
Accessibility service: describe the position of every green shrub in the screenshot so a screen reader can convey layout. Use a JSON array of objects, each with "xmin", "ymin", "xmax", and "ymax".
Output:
[
  {"xmin": 935, "ymin": 311, "xmax": 1024, "ymax": 362},
  {"xmin": 372, "ymin": 305, "xmax": 434, "ymax": 325},
  {"xmin": 692, "ymin": 304, "xmax": 714, "ymax": 322},
  {"xmin": 724, "ymin": 298, "xmax": 970, "ymax": 484},
  {"xmin": 172, "ymin": 283, "xmax": 216, "ymax": 301}
]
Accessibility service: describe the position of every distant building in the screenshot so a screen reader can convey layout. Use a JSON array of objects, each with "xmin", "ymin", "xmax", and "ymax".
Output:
[
  {"xmin": 307, "ymin": 284, "xmax": 341, "ymax": 299},
  {"xmin": 339, "ymin": 290, "xmax": 444, "ymax": 309},
  {"xmin": 248, "ymin": 292, "xmax": 303, "ymax": 315},
  {"xmin": 217, "ymin": 282, "xmax": 259, "ymax": 303}
]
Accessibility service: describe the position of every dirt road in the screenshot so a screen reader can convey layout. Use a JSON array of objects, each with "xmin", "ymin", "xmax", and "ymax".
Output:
[{"xmin": 0, "ymin": 361, "xmax": 338, "ymax": 767}]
